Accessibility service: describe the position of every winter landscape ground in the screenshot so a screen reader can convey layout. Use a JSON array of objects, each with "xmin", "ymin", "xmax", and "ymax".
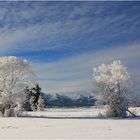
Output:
[{"xmin": 0, "ymin": 107, "xmax": 140, "ymax": 139}]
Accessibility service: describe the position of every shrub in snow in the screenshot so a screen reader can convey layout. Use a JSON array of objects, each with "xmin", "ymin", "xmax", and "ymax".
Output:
[
  {"xmin": 4, "ymin": 108, "xmax": 15, "ymax": 117},
  {"xmin": 0, "ymin": 99, "xmax": 15, "ymax": 117},
  {"xmin": 93, "ymin": 60, "xmax": 132, "ymax": 117},
  {"xmin": 98, "ymin": 112, "xmax": 104, "ymax": 118},
  {"xmin": 0, "ymin": 56, "xmax": 35, "ymax": 117}
]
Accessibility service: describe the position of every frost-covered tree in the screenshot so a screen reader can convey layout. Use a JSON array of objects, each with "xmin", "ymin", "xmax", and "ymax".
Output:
[
  {"xmin": 37, "ymin": 94, "xmax": 45, "ymax": 111},
  {"xmin": 0, "ymin": 56, "xmax": 35, "ymax": 117},
  {"xmin": 93, "ymin": 60, "xmax": 132, "ymax": 117},
  {"xmin": 30, "ymin": 95, "xmax": 37, "ymax": 111},
  {"xmin": 22, "ymin": 86, "xmax": 32, "ymax": 111}
]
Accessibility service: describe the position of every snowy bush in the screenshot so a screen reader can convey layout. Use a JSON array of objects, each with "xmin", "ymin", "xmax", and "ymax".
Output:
[{"xmin": 93, "ymin": 60, "xmax": 132, "ymax": 117}]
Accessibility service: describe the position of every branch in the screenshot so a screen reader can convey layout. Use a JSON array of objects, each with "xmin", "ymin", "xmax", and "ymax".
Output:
[{"xmin": 127, "ymin": 109, "xmax": 137, "ymax": 117}]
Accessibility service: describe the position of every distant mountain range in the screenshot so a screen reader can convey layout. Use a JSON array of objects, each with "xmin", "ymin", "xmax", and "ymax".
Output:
[{"xmin": 42, "ymin": 93, "xmax": 97, "ymax": 107}]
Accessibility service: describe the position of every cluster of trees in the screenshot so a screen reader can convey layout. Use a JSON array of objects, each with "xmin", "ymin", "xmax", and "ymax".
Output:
[
  {"xmin": 43, "ymin": 94, "xmax": 96, "ymax": 107},
  {"xmin": 0, "ymin": 56, "xmax": 138, "ymax": 118},
  {"xmin": 0, "ymin": 56, "xmax": 44, "ymax": 117},
  {"xmin": 23, "ymin": 84, "xmax": 45, "ymax": 111}
]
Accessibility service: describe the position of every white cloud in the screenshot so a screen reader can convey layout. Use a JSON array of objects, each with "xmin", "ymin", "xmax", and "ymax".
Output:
[{"xmin": 31, "ymin": 43, "xmax": 140, "ymax": 93}]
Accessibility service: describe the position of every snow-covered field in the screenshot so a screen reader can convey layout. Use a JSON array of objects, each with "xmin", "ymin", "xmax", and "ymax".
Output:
[{"xmin": 0, "ymin": 107, "xmax": 140, "ymax": 139}]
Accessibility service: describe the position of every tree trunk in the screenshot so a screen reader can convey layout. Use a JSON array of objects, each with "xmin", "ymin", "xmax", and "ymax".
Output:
[{"xmin": 127, "ymin": 109, "xmax": 137, "ymax": 117}]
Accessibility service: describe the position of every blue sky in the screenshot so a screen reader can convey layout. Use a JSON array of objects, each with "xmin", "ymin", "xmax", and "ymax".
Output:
[{"xmin": 0, "ymin": 1, "xmax": 140, "ymax": 94}]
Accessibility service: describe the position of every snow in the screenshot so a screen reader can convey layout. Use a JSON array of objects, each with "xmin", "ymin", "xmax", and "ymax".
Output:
[
  {"xmin": 0, "ymin": 107, "xmax": 140, "ymax": 139},
  {"xmin": 23, "ymin": 107, "xmax": 102, "ymax": 118}
]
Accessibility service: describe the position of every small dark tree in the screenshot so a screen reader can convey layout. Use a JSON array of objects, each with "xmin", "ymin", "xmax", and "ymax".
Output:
[{"xmin": 30, "ymin": 84, "xmax": 41, "ymax": 111}]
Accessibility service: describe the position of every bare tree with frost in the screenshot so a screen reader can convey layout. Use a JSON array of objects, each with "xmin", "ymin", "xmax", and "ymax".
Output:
[
  {"xmin": 37, "ymin": 94, "xmax": 45, "ymax": 111},
  {"xmin": 93, "ymin": 60, "xmax": 135, "ymax": 117},
  {"xmin": 0, "ymin": 56, "xmax": 35, "ymax": 117}
]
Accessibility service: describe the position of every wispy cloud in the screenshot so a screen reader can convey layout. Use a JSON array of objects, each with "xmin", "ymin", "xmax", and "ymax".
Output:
[
  {"xmin": 32, "ymin": 43, "xmax": 140, "ymax": 93},
  {"xmin": 0, "ymin": 2, "xmax": 140, "ymax": 56}
]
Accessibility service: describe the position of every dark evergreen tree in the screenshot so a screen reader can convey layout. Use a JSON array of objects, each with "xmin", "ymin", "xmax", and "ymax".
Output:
[
  {"xmin": 22, "ymin": 85, "xmax": 45, "ymax": 111},
  {"xmin": 30, "ymin": 84, "xmax": 41, "ymax": 111}
]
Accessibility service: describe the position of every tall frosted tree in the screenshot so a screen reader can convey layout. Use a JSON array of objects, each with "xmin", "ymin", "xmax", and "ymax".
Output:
[
  {"xmin": 93, "ymin": 60, "xmax": 132, "ymax": 117},
  {"xmin": 37, "ymin": 94, "xmax": 45, "ymax": 111},
  {"xmin": 0, "ymin": 56, "xmax": 35, "ymax": 117},
  {"xmin": 22, "ymin": 86, "xmax": 32, "ymax": 111}
]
